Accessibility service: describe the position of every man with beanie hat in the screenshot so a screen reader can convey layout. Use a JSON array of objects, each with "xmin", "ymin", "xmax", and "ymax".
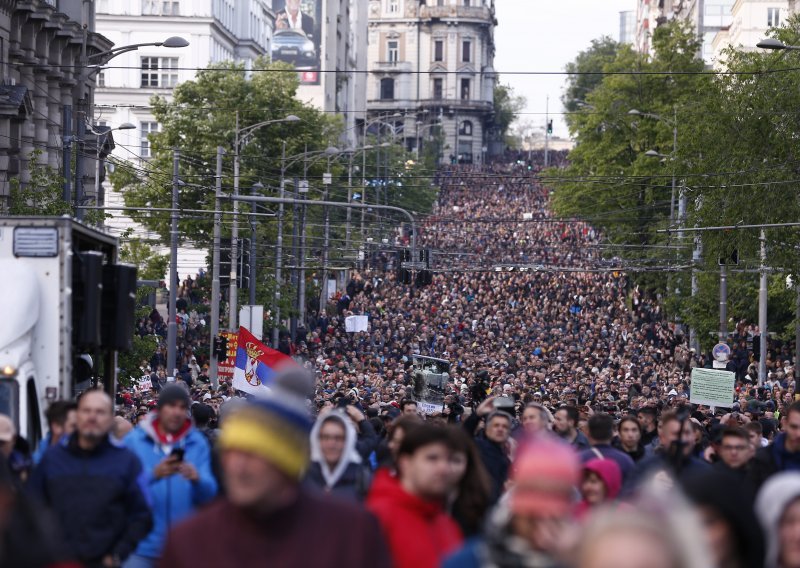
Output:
[
  {"xmin": 122, "ymin": 385, "xmax": 217, "ymax": 567},
  {"xmin": 160, "ymin": 369, "xmax": 391, "ymax": 568}
]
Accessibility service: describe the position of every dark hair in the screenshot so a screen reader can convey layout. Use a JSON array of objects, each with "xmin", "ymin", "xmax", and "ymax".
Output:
[
  {"xmin": 447, "ymin": 426, "xmax": 491, "ymax": 536},
  {"xmin": 721, "ymin": 426, "xmax": 749, "ymax": 443},
  {"xmin": 618, "ymin": 415, "xmax": 641, "ymax": 433},
  {"xmin": 637, "ymin": 406, "xmax": 658, "ymax": 418},
  {"xmin": 588, "ymin": 413, "xmax": 615, "ymax": 442},
  {"xmin": 45, "ymin": 400, "xmax": 77, "ymax": 428},
  {"xmin": 744, "ymin": 421, "xmax": 763, "ymax": 437},
  {"xmin": 397, "ymin": 423, "xmax": 455, "ymax": 458},
  {"xmin": 191, "ymin": 403, "xmax": 215, "ymax": 427},
  {"xmin": 787, "ymin": 401, "xmax": 800, "ymax": 418},
  {"xmin": 557, "ymin": 405, "xmax": 579, "ymax": 426},
  {"xmin": 400, "ymin": 399, "xmax": 418, "ymax": 411}
]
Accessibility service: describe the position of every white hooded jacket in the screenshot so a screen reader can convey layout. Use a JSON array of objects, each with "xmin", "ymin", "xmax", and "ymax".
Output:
[
  {"xmin": 309, "ymin": 411, "xmax": 363, "ymax": 489},
  {"xmin": 756, "ymin": 472, "xmax": 800, "ymax": 568}
]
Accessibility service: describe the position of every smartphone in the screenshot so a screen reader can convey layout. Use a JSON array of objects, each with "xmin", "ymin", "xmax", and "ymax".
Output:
[{"xmin": 170, "ymin": 448, "xmax": 185, "ymax": 462}]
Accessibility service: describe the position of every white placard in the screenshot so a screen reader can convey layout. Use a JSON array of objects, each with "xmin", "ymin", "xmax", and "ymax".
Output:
[
  {"xmin": 345, "ymin": 315, "xmax": 368, "ymax": 333},
  {"xmin": 418, "ymin": 401, "xmax": 442, "ymax": 415},
  {"xmin": 690, "ymin": 367, "xmax": 735, "ymax": 408}
]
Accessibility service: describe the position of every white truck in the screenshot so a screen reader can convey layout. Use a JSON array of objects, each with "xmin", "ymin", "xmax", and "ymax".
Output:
[{"xmin": 0, "ymin": 217, "xmax": 136, "ymax": 445}]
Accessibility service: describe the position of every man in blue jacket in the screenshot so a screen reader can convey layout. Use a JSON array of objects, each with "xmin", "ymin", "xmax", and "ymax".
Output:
[
  {"xmin": 28, "ymin": 389, "xmax": 152, "ymax": 568},
  {"xmin": 123, "ymin": 385, "xmax": 217, "ymax": 567}
]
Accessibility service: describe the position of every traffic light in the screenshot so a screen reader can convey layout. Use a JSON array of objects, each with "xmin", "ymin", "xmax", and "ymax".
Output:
[
  {"xmin": 213, "ymin": 335, "xmax": 229, "ymax": 360},
  {"xmin": 546, "ymin": 120, "xmax": 553, "ymax": 135},
  {"xmin": 398, "ymin": 268, "xmax": 413, "ymax": 285},
  {"xmin": 718, "ymin": 248, "xmax": 739, "ymax": 266}
]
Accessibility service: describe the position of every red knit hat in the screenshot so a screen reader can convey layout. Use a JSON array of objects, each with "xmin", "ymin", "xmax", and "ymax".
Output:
[{"xmin": 510, "ymin": 436, "xmax": 581, "ymax": 516}]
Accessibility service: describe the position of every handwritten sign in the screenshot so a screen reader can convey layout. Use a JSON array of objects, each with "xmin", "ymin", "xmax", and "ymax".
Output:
[
  {"xmin": 690, "ymin": 368, "xmax": 735, "ymax": 408},
  {"xmin": 418, "ymin": 401, "xmax": 442, "ymax": 415}
]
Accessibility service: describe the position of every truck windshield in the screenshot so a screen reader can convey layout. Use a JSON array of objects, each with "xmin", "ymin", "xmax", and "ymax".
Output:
[{"xmin": 0, "ymin": 379, "xmax": 19, "ymax": 429}]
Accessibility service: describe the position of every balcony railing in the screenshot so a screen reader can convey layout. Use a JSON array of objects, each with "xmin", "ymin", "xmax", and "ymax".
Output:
[
  {"xmin": 419, "ymin": 5, "xmax": 494, "ymax": 23},
  {"xmin": 373, "ymin": 61, "xmax": 413, "ymax": 72}
]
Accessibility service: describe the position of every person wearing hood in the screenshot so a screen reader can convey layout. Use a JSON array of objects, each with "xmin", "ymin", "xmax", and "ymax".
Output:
[
  {"xmin": 756, "ymin": 472, "xmax": 800, "ymax": 568},
  {"xmin": 575, "ymin": 458, "xmax": 622, "ymax": 520},
  {"xmin": 444, "ymin": 437, "xmax": 581, "ymax": 568},
  {"xmin": 123, "ymin": 385, "xmax": 217, "ymax": 567},
  {"xmin": 750, "ymin": 401, "xmax": 800, "ymax": 489},
  {"xmin": 305, "ymin": 411, "xmax": 372, "ymax": 501}
]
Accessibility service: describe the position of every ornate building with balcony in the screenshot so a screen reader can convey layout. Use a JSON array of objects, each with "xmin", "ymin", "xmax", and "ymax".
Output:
[
  {"xmin": 366, "ymin": 0, "xmax": 497, "ymax": 164},
  {"xmin": 0, "ymin": 0, "xmax": 111, "ymax": 206}
]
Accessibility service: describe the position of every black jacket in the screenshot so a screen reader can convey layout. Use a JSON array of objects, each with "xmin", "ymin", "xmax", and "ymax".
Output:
[
  {"xmin": 464, "ymin": 413, "xmax": 510, "ymax": 503},
  {"xmin": 27, "ymin": 434, "xmax": 152, "ymax": 566}
]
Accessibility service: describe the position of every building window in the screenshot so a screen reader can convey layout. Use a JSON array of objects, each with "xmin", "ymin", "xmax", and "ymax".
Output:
[
  {"xmin": 97, "ymin": 70, "xmax": 105, "ymax": 88},
  {"xmin": 141, "ymin": 57, "xmax": 179, "ymax": 88},
  {"xmin": 461, "ymin": 40, "xmax": 471, "ymax": 63},
  {"xmin": 434, "ymin": 40, "xmax": 444, "ymax": 62},
  {"xmin": 388, "ymin": 0, "xmax": 399, "ymax": 13},
  {"xmin": 142, "ymin": 0, "xmax": 180, "ymax": 15},
  {"xmin": 387, "ymin": 40, "xmax": 399, "ymax": 63},
  {"xmin": 460, "ymin": 78, "xmax": 470, "ymax": 100},
  {"xmin": 380, "ymin": 78, "xmax": 395, "ymax": 100},
  {"xmin": 140, "ymin": 122, "xmax": 160, "ymax": 158},
  {"xmin": 433, "ymin": 78, "xmax": 444, "ymax": 100},
  {"xmin": 459, "ymin": 120, "xmax": 473, "ymax": 136},
  {"xmin": 767, "ymin": 7, "xmax": 781, "ymax": 27}
]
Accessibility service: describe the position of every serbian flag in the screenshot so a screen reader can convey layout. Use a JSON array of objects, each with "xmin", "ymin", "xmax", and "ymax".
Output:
[{"xmin": 232, "ymin": 327, "xmax": 296, "ymax": 395}]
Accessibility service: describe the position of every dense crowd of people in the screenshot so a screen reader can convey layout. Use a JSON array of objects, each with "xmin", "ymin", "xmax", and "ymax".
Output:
[{"xmin": 3, "ymin": 159, "xmax": 800, "ymax": 567}]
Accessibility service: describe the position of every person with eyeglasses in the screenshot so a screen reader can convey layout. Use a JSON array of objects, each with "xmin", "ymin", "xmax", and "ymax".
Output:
[{"xmin": 714, "ymin": 427, "xmax": 754, "ymax": 481}]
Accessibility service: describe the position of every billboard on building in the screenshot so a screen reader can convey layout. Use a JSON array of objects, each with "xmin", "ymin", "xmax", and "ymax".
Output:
[{"xmin": 273, "ymin": 0, "xmax": 323, "ymax": 85}]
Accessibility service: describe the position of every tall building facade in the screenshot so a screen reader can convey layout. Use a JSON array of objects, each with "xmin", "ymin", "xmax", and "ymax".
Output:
[
  {"xmin": 366, "ymin": 0, "xmax": 497, "ymax": 164},
  {"xmin": 712, "ymin": 0, "xmax": 788, "ymax": 65},
  {"xmin": 620, "ymin": 10, "xmax": 636, "ymax": 44},
  {"xmin": 294, "ymin": 0, "xmax": 369, "ymax": 149},
  {"xmin": 635, "ymin": 0, "xmax": 735, "ymax": 62},
  {"xmin": 95, "ymin": 0, "xmax": 274, "ymax": 275},
  {"xmin": 0, "ymin": 0, "xmax": 110, "ymax": 205}
]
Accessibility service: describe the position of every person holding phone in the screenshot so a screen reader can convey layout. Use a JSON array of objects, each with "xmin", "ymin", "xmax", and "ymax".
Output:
[{"xmin": 123, "ymin": 385, "xmax": 218, "ymax": 568}]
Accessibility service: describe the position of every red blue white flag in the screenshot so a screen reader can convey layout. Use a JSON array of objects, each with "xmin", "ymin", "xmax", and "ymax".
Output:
[{"xmin": 232, "ymin": 327, "xmax": 296, "ymax": 395}]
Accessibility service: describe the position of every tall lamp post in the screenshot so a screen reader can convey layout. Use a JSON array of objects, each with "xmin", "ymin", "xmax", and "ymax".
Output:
[
  {"xmin": 73, "ymin": 36, "xmax": 189, "ymax": 220},
  {"xmin": 85, "ymin": 122, "xmax": 135, "ymax": 227},
  {"xmin": 229, "ymin": 113, "xmax": 301, "ymax": 330}
]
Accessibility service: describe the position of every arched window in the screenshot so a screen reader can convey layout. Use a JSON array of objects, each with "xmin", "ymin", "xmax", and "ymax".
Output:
[{"xmin": 459, "ymin": 120, "xmax": 473, "ymax": 136}]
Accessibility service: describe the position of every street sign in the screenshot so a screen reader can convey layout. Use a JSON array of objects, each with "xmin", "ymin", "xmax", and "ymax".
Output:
[
  {"xmin": 299, "ymin": 180, "xmax": 309, "ymax": 193},
  {"xmin": 323, "ymin": 172, "xmax": 332, "ymax": 185},
  {"xmin": 712, "ymin": 342, "xmax": 731, "ymax": 362},
  {"xmin": 401, "ymin": 261, "xmax": 426, "ymax": 269}
]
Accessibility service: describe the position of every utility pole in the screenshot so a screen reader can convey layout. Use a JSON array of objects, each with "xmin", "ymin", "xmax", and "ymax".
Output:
[
  {"xmin": 690, "ymin": 232, "xmax": 702, "ymax": 353},
  {"xmin": 249, "ymin": 181, "xmax": 262, "ymax": 306},
  {"xmin": 209, "ymin": 146, "xmax": 223, "ymax": 388},
  {"xmin": 795, "ymin": 283, "xmax": 800, "ymax": 398},
  {"xmin": 229, "ymin": 111, "xmax": 240, "ymax": 330},
  {"xmin": 298, "ymin": 155, "xmax": 309, "ymax": 329},
  {"xmin": 719, "ymin": 263, "xmax": 728, "ymax": 341},
  {"xmin": 272, "ymin": 143, "xmax": 286, "ymax": 349},
  {"xmin": 346, "ymin": 151, "xmax": 353, "ymax": 251},
  {"xmin": 62, "ymin": 106, "xmax": 72, "ymax": 206},
  {"xmin": 320, "ymin": 156, "xmax": 332, "ymax": 309},
  {"xmin": 759, "ymin": 229, "xmax": 768, "ymax": 385},
  {"xmin": 290, "ymin": 176, "xmax": 299, "ymax": 340},
  {"xmin": 75, "ymin": 114, "xmax": 86, "ymax": 221},
  {"xmin": 167, "ymin": 149, "xmax": 179, "ymax": 377}
]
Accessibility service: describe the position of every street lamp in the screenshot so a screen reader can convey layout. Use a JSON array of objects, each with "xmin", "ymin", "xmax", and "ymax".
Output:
[
  {"xmin": 72, "ymin": 36, "xmax": 190, "ymax": 220},
  {"xmin": 86, "ymin": 122, "xmax": 135, "ymax": 227},
  {"xmin": 228, "ymin": 113, "xmax": 301, "ymax": 331},
  {"xmin": 756, "ymin": 38, "xmax": 800, "ymax": 50}
]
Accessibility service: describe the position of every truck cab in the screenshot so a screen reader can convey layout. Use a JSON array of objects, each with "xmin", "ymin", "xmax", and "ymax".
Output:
[{"xmin": 0, "ymin": 218, "xmax": 136, "ymax": 447}]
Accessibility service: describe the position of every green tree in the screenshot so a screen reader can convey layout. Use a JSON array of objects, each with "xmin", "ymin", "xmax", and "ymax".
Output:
[
  {"xmin": 550, "ymin": 21, "xmax": 709, "ymax": 296},
  {"xmin": 562, "ymin": 36, "xmax": 620, "ymax": 126},
  {"xmin": 493, "ymin": 83, "xmax": 526, "ymax": 145}
]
